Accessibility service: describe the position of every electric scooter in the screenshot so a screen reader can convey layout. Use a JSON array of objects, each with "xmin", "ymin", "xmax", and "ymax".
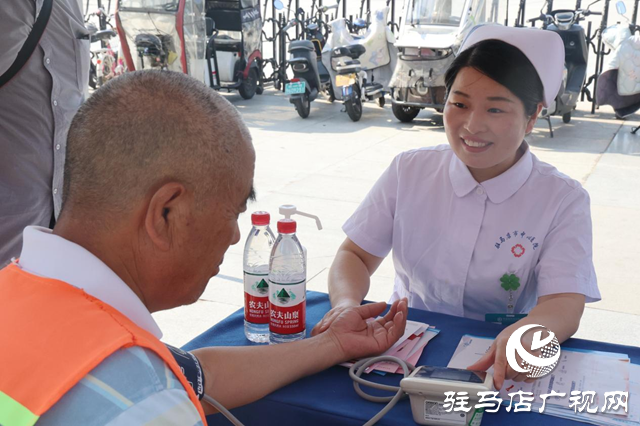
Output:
[
  {"xmin": 596, "ymin": 0, "xmax": 640, "ymax": 123},
  {"xmin": 529, "ymin": 0, "xmax": 602, "ymax": 134},
  {"xmin": 389, "ymin": 0, "xmax": 505, "ymax": 122},
  {"xmin": 285, "ymin": 4, "xmax": 339, "ymax": 118},
  {"xmin": 325, "ymin": 6, "xmax": 397, "ymax": 121}
]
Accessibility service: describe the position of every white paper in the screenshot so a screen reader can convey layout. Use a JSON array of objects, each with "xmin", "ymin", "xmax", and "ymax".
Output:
[{"xmin": 447, "ymin": 334, "xmax": 633, "ymax": 424}]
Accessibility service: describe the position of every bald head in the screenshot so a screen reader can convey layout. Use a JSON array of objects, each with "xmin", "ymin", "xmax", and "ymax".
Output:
[{"xmin": 62, "ymin": 70, "xmax": 254, "ymax": 220}]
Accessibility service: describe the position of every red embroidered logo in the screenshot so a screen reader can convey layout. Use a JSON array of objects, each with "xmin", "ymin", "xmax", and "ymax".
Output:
[{"xmin": 511, "ymin": 244, "xmax": 525, "ymax": 258}]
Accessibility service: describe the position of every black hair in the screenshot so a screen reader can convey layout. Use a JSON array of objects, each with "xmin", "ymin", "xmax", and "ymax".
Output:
[{"xmin": 444, "ymin": 39, "xmax": 545, "ymax": 117}]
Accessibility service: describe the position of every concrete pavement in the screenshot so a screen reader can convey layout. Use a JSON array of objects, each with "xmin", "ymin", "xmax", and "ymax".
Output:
[{"xmin": 152, "ymin": 88, "xmax": 640, "ymax": 349}]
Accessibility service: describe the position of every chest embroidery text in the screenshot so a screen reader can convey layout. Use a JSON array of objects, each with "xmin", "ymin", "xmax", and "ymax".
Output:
[{"xmin": 494, "ymin": 230, "xmax": 539, "ymax": 254}]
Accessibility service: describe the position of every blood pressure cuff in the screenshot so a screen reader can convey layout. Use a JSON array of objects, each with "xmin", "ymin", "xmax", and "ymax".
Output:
[{"xmin": 165, "ymin": 344, "xmax": 206, "ymax": 400}]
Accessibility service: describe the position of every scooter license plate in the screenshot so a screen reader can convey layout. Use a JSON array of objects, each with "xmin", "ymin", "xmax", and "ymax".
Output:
[
  {"xmin": 336, "ymin": 74, "xmax": 356, "ymax": 87},
  {"xmin": 285, "ymin": 81, "xmax": 306, "ymax": 94}
]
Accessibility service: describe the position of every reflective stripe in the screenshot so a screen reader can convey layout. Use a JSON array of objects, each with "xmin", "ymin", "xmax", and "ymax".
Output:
[{"xmin": 0, "ymin": 390, "xmax": 39, "ymax": 426}]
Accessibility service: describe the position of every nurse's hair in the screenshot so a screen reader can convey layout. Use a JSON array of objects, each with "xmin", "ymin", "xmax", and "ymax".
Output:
[{"xmin": 444, "ymin": 39, "xmax": 544, "ymax": 117}]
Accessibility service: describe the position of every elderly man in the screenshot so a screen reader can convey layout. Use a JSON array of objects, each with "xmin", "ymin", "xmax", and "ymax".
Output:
[{"xmin": 0, "ymin": 71, "xmax": 407, "ymax": 425}]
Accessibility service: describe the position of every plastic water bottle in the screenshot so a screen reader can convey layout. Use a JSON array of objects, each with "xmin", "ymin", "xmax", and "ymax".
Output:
[
  {"xmin": 243, "ymin": 211, "xmax": 276, "ymax": 343},
  {"xmin": 269, "ymin": 218, "xmax": 307, "ymax": 344}
]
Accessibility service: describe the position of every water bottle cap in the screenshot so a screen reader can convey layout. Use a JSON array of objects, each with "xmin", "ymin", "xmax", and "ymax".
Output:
[
  {"xmin": 277, "ymin": 219, "xmax": 297, "ymax": 234},
  {"xmin": 251, "ymin": 211, "xmax": 270, "ymax": 226}
]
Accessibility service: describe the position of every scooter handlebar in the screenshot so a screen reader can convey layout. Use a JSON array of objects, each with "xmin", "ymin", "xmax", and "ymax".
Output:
[
  {"xmin": 319, "ymin": 4, "xmax": 339, "ymax": 13},
  {"xmin": 528, "ymin": 13, "xmax": 547, "ymax": 23},
  {"xmin": 283, "ymin": 19, "xmax": 297, "ymax": 31}
]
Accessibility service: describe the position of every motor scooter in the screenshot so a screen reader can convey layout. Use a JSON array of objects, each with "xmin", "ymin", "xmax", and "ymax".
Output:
[
  {"xmin": 388, "ymin": 0, "xmax": 506, "ymax": 122},
  {"xmin": 116, "ymin": 0, "xmax": 264, "ymax": 99},
  {"xmin": 596, "ymin": 0, "xmax": 640, "ymax": 123},
  {"xmin": 324, "ymin": 6, "xmax": 398, "ymax": 121},
  {"xmin": 528, "ymin": 0, "xmax": 602, "ymax": 133},
  {"xmin": 285, "ymin": 3, "xmax": 339, "ymax": 118}
]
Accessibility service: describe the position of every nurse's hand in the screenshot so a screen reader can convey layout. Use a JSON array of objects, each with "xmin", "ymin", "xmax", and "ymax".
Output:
[
  {"xmin": 324, "ymin": 299, "xmax": 408, "ymax": 359},
  {"xmin": 466, "ymin": 325, "xmax": 537, "ymax": 390}
]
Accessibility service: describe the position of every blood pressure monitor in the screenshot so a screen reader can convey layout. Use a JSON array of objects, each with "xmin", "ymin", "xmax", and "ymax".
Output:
[{"xmin": 400, "ymin": 366, "xmax": 493, "ymax": 426}]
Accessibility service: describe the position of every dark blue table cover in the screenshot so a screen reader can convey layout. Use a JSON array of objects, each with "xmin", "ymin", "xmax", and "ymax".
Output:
[{"xmin": 184, "ymin": 291, "xmax": 640, "ymax": 425}]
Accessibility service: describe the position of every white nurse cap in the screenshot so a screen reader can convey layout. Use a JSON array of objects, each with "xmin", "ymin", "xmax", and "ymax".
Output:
[{"xmin": 458, "ymin": 25, "xmax": 565, "ymax": 107}]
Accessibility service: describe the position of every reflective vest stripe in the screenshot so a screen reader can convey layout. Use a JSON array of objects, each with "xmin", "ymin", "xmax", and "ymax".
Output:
[{"xmin": 0, "ymin": 390, "xmax": 39, "ymax": 426}]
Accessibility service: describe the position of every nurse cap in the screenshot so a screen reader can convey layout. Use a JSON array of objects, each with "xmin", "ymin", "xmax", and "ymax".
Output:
[{"xmin": 458, "ymin": 25, "xmax": 565, "ymax": 107}]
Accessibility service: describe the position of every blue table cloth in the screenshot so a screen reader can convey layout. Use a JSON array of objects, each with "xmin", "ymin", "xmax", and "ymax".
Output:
[{"xmin": 184, "ymin": 291, "xmax": 639, "ymax": 425}]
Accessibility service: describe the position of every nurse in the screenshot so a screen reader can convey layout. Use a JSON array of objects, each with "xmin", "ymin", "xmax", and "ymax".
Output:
[{"xmin": 312, "ymin": 25, "xmax": 601, "ymax": 389}]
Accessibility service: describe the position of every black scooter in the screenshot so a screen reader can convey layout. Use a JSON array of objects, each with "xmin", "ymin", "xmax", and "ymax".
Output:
[
  {"xmin": 285, "ymin": 4, "xmax": 339, "ymax": 118},
  {"xmin": 529, "ymin": 0, "xmax": 602, "ymax": 136}
]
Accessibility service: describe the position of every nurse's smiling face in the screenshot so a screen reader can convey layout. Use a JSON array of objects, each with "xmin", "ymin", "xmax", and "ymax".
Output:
[{"xmin": 444, "ymin": 66, "xmax": 541, "ymax": 183}]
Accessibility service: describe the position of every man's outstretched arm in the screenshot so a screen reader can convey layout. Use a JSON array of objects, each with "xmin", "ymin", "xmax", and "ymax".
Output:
[{"xmin": 192, "ymin": 299, "xmax": 407, "ymax": 414}]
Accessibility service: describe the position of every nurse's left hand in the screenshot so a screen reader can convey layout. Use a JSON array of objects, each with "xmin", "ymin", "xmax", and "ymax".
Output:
[{"xmin": 466, "ymin": 325, "xmax": 537, "ymax": 390}]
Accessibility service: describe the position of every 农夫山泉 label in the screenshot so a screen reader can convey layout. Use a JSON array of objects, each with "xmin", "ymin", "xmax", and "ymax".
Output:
[
  {"xmin": 269, "ymin": 280, "xmax": 306, "ymax": 335},
  {"xmin": 244, "ymin": 272, "xmax": 270, "ymax": 324}
]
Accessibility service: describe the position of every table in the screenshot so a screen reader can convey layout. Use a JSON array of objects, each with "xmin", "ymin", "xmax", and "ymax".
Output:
[{"xmin": 184, "ymin": 291, "xmax": 640, "ymax": 425}]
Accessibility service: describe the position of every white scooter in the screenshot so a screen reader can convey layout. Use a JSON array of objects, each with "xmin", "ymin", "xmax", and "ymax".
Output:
[
  {"xmin": 596, "ymin": 0, "xmax": 640, "ymax": 124},
  {"xmin": 323, "ymin": 6, "xmax": 398, "ymax": 121},
  {"xmin": 388, "ymin": 0, "xmax": 505, "ymax": 122}
]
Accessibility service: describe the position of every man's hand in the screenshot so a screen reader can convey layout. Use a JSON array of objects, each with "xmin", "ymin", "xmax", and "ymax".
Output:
[
  {"xmin": 323, "ymin": 299, "xmax": 408, "ymax": 361},
  {"xmin": 466, "ymin": 325, "xmax": 537, "ymax": 390},
  {"xmin": 311, "ymin": 301, "xmax": 359, "ymax": 336}
]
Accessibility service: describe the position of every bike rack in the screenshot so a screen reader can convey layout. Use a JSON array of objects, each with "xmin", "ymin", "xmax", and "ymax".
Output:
[
  {"xmin": 257, "ymin": 0, "xmax": 403, "ymax": 92},
  {"xmin": 582, "ymin": 0, "xmax": 611, "ymax": 113}
]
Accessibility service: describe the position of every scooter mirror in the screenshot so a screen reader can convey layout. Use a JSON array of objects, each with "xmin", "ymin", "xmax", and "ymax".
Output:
[
  {"xmin": 616, "ymin": 1, "xmax": 627, "ymax": 15},
  {"xmin": 274, "ymin": 0, "xmax": 284, "ymax": 10},
  {"xmin": 205, "ymin": 17, "xmax": 215, "ymax": 36}
]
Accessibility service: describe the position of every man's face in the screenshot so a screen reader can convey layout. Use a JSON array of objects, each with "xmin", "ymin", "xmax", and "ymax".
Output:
[{"xmin": 170, "ymin": 143, "xmax": 256, "ymax": 307}]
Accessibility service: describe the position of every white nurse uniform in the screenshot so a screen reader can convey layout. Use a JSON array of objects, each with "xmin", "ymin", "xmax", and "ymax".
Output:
[{"xmin": 343, "ymin": 143, "xmax": 601, "ymax": 320}]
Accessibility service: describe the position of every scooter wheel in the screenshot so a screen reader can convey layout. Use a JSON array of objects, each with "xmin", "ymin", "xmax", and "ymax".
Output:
[
  {"xmin": 295, "ymin": 94, "xmax": 311, "ymax": 119},
  {"xmin": 89, "ymin": 62, "xmax": 97, "ymax": 90},
  {"xmin": 345, "ymin": 85, "xmax": 363, "ymax": 122},
  {"xmin": 327, "ymin": 81, "xmax": 336, "ymax": 103},
  {"xmin": 239, "ymin": 68, "xmax": 258, "ymax": 100},
  {"xmin": 392, "ymin": 103, "xmax": 420, "ymax": 123},
  {"xmin": 256, "ymin": 86, "xmax": 264, "ymax": 95},
  {"xmin": 376, "ymin": 96, "xmax": 386, "ymax": 108},
  {"xmin": 562, "ymin": 112, "xmax": 571, "ymax": 123}
]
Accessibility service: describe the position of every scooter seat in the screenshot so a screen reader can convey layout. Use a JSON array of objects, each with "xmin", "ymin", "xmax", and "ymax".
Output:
[
  {"xmin": 210, "ymin": 34, "xmax": 242, "ymax": 52},
  {"xmin": 91, "ymin": 29, "xmax": 116, "ymax": 43},
  {"xmin": 331, "ymin": 44, "xmax": 367, "ymax": 59},
  {"xmin": 364, "ymin": 82, "xmax": 384, "ymax": 91},
  {"xmin": 135, "ymin": 34, "xmax": 163, "ymax": 54},
  {"xmin": 289, "ymin": 40, "xmax": 315, "ymax": 52},
  {"xmin": 336, "ymin": 63, "xmax": 362, "ymax": 74}
]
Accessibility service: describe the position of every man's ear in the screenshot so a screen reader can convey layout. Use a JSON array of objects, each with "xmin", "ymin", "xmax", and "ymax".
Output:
[
  {"xmin": 525, "ymin": 103, "xmax": 544, "ymax": 135},
  {"xmin": 144, "ymin": 182, "xmax": 188, "ymax": 252}
]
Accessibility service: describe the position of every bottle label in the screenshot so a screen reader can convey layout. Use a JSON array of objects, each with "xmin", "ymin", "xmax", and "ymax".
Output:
[
  {"xmin": 268, "ymin": 280, "xmax": 306, "ymax": 335},
  {"xmin": 244, "ymin": 272, "xmax": 270, "ymax": 324}
]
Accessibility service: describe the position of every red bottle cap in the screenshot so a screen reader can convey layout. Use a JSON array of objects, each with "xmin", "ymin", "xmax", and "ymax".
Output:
[
  {"xmin": 251, "ymin": 211, "xmax": 270, "ymax": 226},
  {"xmin": 277, "ymin": 219, "xmax": 296, "ymax": 234}
]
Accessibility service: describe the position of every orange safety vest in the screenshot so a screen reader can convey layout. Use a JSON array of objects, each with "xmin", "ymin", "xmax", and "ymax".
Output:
[{"xmin": 0, "ymin": 264, "xmax": 208, "ymax": 426}]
